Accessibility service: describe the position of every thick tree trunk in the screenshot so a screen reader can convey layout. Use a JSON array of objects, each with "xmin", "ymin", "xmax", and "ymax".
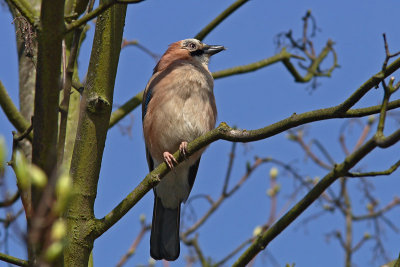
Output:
[
  {"xmin": 65, "ymin": 3, "xmax": 127, "ymax": 266},
  {"xmin": 30, "ymin": 0, "xmax": 65, "ymax": 264}
]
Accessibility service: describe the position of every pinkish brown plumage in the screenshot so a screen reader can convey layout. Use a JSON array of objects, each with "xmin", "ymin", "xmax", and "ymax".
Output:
[{"xmin": 142, "ymin": 39, "xmax": 224, "ymax": 261}]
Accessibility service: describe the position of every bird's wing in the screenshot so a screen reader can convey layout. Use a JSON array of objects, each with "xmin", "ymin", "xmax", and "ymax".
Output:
[
  {"xmin": 142, "ymin": 85, "xmax": 153, "ymax": 120},
  {"xmin": 187, "ymin": 158, "xmax": 201, "ymax": 197},
  {"xmin": 142, "ymin": 73, "xmax": 158, "ymax": 171},
  {"xmin": 146, "ymin": 147, "xmax": 155, "ymax": 172}
]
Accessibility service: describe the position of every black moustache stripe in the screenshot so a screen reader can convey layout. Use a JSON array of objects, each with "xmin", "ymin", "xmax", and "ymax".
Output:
[{"xmin": 190, "ymin": 49, "xmax": 204, "ymax": 57}]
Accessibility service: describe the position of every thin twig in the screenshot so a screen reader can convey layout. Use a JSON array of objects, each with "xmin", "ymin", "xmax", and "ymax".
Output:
[
  {"xmin": 0, "ymin": 192, "xmax": 20, "ymax": 208},
  {"xmin": 13, "ymin": 116, "xmax": 33, "ymax": 142},
  {"xmin": 181, "ymin": 235, "xmax": 207, "ymax": 266},
  {"xmin": 213, "ymin": 237, "xmax": 253, "ymax": 267},
  {"xmin": 121, "ymin": 39, "xmax": 160, "ymax": 61},
  {"xmin": 347, "ymin": 159, "xmax": 400, "ymax": 178},
  {"xmin": 310, "ymin": 139, "xmax": 336, "ymax": 165},
  {"xmin": 222, "ymin": 142, "xmax": 237, "ymax": 195},
  {"xmin": 290, "ymin": 130, "xmax": 332, "ymax": 170},
  {"xmin": 382, "ymin": 33, "xmax": 400, "ymax": 71},
  {"xmin": 353, "ymin": 119, "xmax": 372, "ymax": 151},
  {"xmin": 352, "ymin": 197, "xmax": 400, "ymax": 221},
  {"xmin": 182, "ymin": 157, "xmax": 271, "ymax": 238},
  {"xmin": 352, "ymin": 235, "xmax": 371, "ymax": 252},
  {"xmin": 116, "ymin": 224, "xmax": 151, "ymax": 267}
]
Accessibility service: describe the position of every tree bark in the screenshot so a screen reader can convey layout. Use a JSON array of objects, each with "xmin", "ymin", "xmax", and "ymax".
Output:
[{"xmin": 65, "ymin": 2, "xmax": 127, "ymax": 266}]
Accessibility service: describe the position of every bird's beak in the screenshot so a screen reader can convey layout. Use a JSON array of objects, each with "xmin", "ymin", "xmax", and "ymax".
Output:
[{"xmin": 202, "ymin": 45, "xmax": 225, "ymax": 55}]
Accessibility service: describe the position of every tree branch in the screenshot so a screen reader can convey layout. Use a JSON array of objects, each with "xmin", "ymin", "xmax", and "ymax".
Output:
[
  {"xmin": 5, "ymin": 0, "xmax": 37, "ymax": 26},
  {"xmin": 194, "ymin": 0, "xmax": 250, "ymax": 41},
  {"xmin": 290, "ymin": 130, "xmax": 332, "ymax": 170},
  {"xmin": 28, "ymin": 0, "xmax": 65, "ymax": 263},
  {"xmin": 282, "ymin": 39, "xmax": 336, "ymax": 82},
  {"xmin": 31, "ymin": 0, "xmax": 65, "ymax": 191},
  {"xmin": 352, "ymin": 197, "xmax": 400, "ymax": 221},
  {"xmin": 222, "ymin": 142, "xmax": 237, "ymax": 195},
  {"xmin": 212, "ymin": 48, "xmax": 305, "ymax": 79},
  {"xmin": 0, "ymin": 191, "xmax": 20, "ymax": 207},
  {"xmin": 182, "ymin": 156, "xmax": 269, "ymax": 238},
  {"xmin": 0, "ymin": 252, "xmax": 28, "ymax": 266},
  {"xmin": 347, "ymin": 159, "xmax": 400, "ymax": 178},
  {"xmin": 214, "ymin": 237, "xmax": 253, "ymax": 267},
  {"xmin": 0, "ymin": 81, "xmax": 32, "ymax": 141},
  {"xmin": 65, "ymin": 0, "xmax": 144, "ymax": 33},
  {"xmin": 57, "ymin": 28, "xmax": 83, "ymax": 167},
  {"xmin": 232, "ymin": 129, "xmax": 400, "ymax": 266},
  {"xmin": 337, "ymin": 57, "xmax": 400, "ymax": 113},
  {"xmin": 109, "ymin": 90, "xmax": 143, "ymax": 128},
  {"xmin": 181, "ymin": 235, "xmax": 207, "ymax": 266},
  {"xmin": 351, "ymin": 235, "xmax": 371, "ymax": 253},
  {"xmin": 116, "ymin": 224, "xmax": 151, "ymax": 267},
  {"xmin": 345, "ymin": 99, "xmax": 400, "ymax": 117},
  {"xmin": 121, "ymin": 39, "xmax": 160, "ymax": 61}
]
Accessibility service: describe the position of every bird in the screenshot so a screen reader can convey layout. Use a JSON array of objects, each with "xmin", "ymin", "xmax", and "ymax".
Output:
[{"xmin": 142, "ymin": 38, "xmax": 224, "ymax": 261}]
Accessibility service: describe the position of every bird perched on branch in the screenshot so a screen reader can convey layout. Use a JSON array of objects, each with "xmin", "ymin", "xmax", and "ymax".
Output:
[{"xmin": 142, "ymin": 38, "xmax": 224, "ymax": 261}]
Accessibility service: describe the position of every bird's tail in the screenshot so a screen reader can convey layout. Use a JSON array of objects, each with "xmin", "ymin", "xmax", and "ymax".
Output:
[{"xmin": 150, "ymin": 196, "xmax": 180, "ymax": 261}]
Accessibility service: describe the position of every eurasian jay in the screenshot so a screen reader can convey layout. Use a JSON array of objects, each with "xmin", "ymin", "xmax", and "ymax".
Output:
[{"xmin": 142, "ymin": 38, "xmax": 224, "ymax": 261}]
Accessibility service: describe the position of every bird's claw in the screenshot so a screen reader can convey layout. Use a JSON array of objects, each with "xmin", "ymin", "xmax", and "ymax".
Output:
[
  {"xmin": 163, "ymin": 151, "xmax": 177, "ymax": 169},
  {"xmin": 179, "ymin": 141, "xmax": 188, "ymax": 159}
]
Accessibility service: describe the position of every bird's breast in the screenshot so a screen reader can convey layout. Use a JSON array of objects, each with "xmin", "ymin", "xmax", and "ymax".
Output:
[{"xmin": 143, "ymin": 63, "xmax": 217, "ymax": 163}]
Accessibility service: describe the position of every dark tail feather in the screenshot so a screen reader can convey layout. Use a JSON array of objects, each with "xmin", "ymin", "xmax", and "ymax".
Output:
[{"xmin": 150, "ymin": 196, "xmax": 180, "ymax": 261}]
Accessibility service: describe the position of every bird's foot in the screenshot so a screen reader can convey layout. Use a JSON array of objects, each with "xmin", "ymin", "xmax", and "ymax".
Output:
[
  {"xmin": 179, "ymin": 141, "xmax": 188, "ymax": 159},
  {"xmin": 163, "ymin": 151, "xmax": 177, "ymax": 169}
]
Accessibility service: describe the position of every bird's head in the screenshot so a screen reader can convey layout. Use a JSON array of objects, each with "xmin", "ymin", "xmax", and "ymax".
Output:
[{"xmin": 154, "ymin": 38, "xmax": 225, "ymax": 73}]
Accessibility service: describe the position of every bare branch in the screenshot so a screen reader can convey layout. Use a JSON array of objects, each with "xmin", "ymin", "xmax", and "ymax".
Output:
[
  {"xmin": 232, "ymin": 129, "xmax": 400, "ymax": 266},
  {"xmin": 347, "ymin": 160, "xmax": 400, "ymax": 178},
  {"xmin": 109, "ymin": 90, "xmax": 143, "ymax": 128},
  {"xmin": 121, "ymin": 38, "xmax": 160, "ymax": 61},
  {"xmin": 382, "ymin": 33, "xmax": 400, "ymax": 71},
  {"xmin": 0, "ymin": 252, "xmax": 28, "ymax": 266},
  {"xmin": 181, "ymin": 235, "xmax": 207, "ymax": 266},
  {"xmin": 5, "ymin": 0, "xmax": 37, "ymax": 26},
  {"xmin": 182, "ymin": 157, "xmax": 269, "ymax": 238},
  {"xmin": 310, "ymin": 139, "xmax": 336, "ymax": 165},
  {"xmin": 65, "ymin": 0, "xmax": 144, "ymax": 33},
  {"xmin": 222, "ymin": 142, "xmax": 237, "ymax": 195},
  {"xmin": 289, "ymin": 130, "xmax": 332, "ymax": 170},
  {"xmin": 0, "ymin": 81, "xmax": 32, "ymax": 141},
  {"xmin": 57, "ymin": 28, "xmax": 83, "ymax": 167},
  {"xmin": 352, "ymin": 197, "xmax": 400, "ymax": 221},
  {"xmin": 352, "ymin": 235, "xmax": 372, "ymax": 252},
  {"xmin": 213, "ymin": 48, "xmax": 305, "ymax": 79},
  {"xmin": 214, "ymin": 237, "xmax": 253, "ymax": 267},
  {"xmin": 194, "ymin": 0, "xmax": 250, "ymax": 41},
  {"xmin": 116, "ymin": 224, "xmax": 151, "ymax": 267},
  {"xmin": 0, "ymin": 191, "xmax": 20, "ymax": 208}
]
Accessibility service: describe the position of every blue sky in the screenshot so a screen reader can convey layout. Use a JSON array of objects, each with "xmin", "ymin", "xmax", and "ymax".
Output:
[{"xmin": 1, "ymin": 0, "xmax": 400, "ymax": 266}]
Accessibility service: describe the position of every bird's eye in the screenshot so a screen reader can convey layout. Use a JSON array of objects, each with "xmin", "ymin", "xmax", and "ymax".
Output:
[{"xmin": 189, "ymin": 43, "xmax": 196, "ymax": 49}]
